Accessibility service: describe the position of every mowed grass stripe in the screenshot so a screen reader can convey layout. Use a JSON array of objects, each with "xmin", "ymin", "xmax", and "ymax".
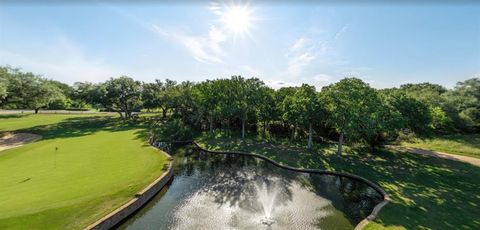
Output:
[{"xmin": 0, "ymin": 114, "xmax": 168, "ymax": 229}]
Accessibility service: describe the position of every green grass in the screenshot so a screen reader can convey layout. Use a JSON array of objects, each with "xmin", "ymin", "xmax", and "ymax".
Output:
[
  {"xmin": 197, "ymin": 134, "xmax": 480, "ymax": 230},
  {"xmin": 0, "ymin": 114, "xmax": 170, "ymax": 229},
  {"xmin": 401, "ymin": 134, "xmax": 480, "ymax": 159},
  {"xmin": 0, "ymin": 113, "xmax": 113, "ymax": 132}
]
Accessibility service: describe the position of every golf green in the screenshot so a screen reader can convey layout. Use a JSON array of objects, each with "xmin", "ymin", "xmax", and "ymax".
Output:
[{"xmin": 0, "ymin": 115, "xmax": 169, "ymax": 229}]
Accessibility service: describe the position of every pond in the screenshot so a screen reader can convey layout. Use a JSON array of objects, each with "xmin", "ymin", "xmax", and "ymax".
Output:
[{"xmin": 119, "ymin": 146, "xmax": 383, "ymax": 230}]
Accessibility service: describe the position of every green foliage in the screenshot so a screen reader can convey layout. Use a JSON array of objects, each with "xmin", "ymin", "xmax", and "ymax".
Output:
[
  {"xmin": 151, "ymin": 118, "xmax": 193, "ymax": 142},
  {"xmin": 104, "ymin": 76, "xmax": 143, "ymax": 119},
  {"xmin": 194, "ymin": 80, "xmax": 222, "ymax": 132},
  {"xmin": 380, "ymin": 90, "xmax": 432, "ymax": 136},
  {"xmin": 0, "ymin": 68, "xmax": 8, "ymax": 105},
  {"xmin": 444, "ymin": 77, "xmax": 480, "ymax": 130},
  {"xmin": 321, "ymin": 78, "xmax": 400, "ymax": 152},
  {"xmin": 283, "ymin": 84, "xmax": 323, "ymax": 147},
  {"xmin": 256, "ymin": 87, "xmax": 278, "ymax": 131},
  {"xmin": 0, "ymin": 67, "xmax": 69, "ymax": 112},
  {"xmin": 290, "ymin": 84, "xmax": 322, "ymax": 126},
  {"xmin": 2, "ymin": 64, "xmax": 478, "ymax": 152},
  {"xmin": 429, "ymin": 106, "xmax": 452, "ymax": 131},
  {"xmin": 141, "ymin": 79, "xmax": 179, "ymax": 118}
]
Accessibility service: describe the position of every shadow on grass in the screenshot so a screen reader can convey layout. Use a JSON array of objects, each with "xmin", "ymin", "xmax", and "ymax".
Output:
[
  {"xmin": 197, "ymin": 135, "xmax": 480, "ymax": 230},
  {"xmin": 0, "ymin": 114, "xmax": 27, "ymax": 119},
  {"xmin": 16, "ymin": 116, "xmax": 151, "ymax": 143}
]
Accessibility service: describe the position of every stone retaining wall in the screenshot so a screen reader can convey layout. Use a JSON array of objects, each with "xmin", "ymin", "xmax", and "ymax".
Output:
[{"xmin": 84, "ymin": 148, "xmax": 173, "ymax": 230}]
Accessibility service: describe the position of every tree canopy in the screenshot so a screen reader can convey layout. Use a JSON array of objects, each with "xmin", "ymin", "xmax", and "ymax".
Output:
[{"xmin": 1, "ymin": 65, "xmax": 478, "ymax": 152}]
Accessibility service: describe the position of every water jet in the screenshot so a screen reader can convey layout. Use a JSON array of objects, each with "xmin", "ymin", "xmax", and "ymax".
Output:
[{"xmin": 260, "ymin": 216, "xmax": 275, "ymax": 226}]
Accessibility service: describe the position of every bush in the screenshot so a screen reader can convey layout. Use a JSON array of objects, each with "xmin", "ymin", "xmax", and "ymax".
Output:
[
  {"xmin": 151, "ymin": 118, "xmax": 193, "ymax": 142},
  {"xmin": 395, "ymin": 130, "xmax": 418, "ymax": 144}
]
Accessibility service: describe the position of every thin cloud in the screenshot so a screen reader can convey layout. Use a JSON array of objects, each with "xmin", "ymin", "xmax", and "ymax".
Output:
[
  {"xmin": 108, "ymin": 3, "xmax": 228, "ymax": 65},
  {"xmin": 0, "ymin": 37, "xmax": 118, "ymax": 84},
  {"xmin": 313, "ymin": 73, "xmax": 332, "ymax": 83},
  {"xmin": 285, "ymin": 37, "xmax": 327, "ymax": 76},
  {"xmin": 263, "ymin": 79, "xmax": 301, "ymax": 90},
  {"xmin": 208, "ymin": 1, "xmax": 223, "ymax": 16},
  {"xmin": 151, "ymin": 24, "xmax": 225, "ymax": 64},
  {"xmin": 333, "ymin": 24, "xmax": 349, "ymax": 40},
  {"xmin": 289, "ymin": 37, "xmax": 309, "ymax": 52},
  {"xmin": 284, "ymin": 23, "xmax": 352, "ymax": 78}
]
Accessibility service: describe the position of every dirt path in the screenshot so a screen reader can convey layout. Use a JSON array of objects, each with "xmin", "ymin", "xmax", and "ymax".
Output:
[
  {"xmin": 388, "ymin": 145, "xmax": 480, "ymax": 167},
  {"xmin": 0, "ymin": 133, "xmax": 42, "ymax": 152}
]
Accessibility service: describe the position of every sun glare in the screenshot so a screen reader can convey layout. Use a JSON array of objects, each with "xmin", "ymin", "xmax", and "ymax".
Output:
[{"xmin": 221, "ymin": 5, "xmax": 253, "ymax": 35}]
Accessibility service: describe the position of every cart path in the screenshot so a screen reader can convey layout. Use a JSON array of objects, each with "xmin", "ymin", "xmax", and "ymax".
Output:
[{"xmin": 388, "ymin": 145, "xmax": 480, "ymax": 167}]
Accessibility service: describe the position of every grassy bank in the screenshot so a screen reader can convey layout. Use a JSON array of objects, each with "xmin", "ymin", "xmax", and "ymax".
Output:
[
  {"xmin": 196, "ymin": 134, "xmax": 480, "ymax": 230},
  {"xmin": 0, "ymin": 114, "xmax": 169, "ymax": 229},
  {"xmin": 401, "ymin": 134, "xmax": 480, "ymax": 159}
]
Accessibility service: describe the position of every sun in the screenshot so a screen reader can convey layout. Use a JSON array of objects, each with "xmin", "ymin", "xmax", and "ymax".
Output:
[{"xmin": 221, "ymin": 5, "xmax": 253, "ymax": 35}]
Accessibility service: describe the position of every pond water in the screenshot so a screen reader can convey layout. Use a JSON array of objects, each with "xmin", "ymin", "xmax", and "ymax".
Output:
[{"xmin": 119, "ymin": 146, "xmax": 383, "ymax": 230}]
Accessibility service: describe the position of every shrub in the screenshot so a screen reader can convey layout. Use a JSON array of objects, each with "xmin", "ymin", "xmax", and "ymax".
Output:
[{"xmin": 151, "ymin": 118, "xmax": 193, "ymax": 142}]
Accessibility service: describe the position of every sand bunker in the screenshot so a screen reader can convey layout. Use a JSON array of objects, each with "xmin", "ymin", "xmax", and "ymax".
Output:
[{"xmin": 0, "ymin": 133, "xmax": 42, "ymax": 152}]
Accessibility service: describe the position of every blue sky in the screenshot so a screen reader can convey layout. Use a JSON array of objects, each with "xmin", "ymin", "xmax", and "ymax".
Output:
[{"xmin": 1, "ymin": 1, "xmax": 479, "ymax": 89}]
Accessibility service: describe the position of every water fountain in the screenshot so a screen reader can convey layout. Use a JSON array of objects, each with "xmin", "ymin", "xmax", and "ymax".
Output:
[
  {"xmin": 255, "ymin": 181, "xmax": 277, "ymax": 226},
  {"xmin": 119, "ymin": 147, "xmax": 384, "ymax": 230}
]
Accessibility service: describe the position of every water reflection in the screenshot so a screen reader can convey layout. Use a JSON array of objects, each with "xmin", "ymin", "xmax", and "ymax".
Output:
[{"xmin": 119, "ymin": 146, "xmax": 382, "ymax": 230}]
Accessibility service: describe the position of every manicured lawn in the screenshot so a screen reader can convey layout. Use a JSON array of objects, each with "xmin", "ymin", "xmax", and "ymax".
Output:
[
  {"xmin": 0, "ymin": 114, "xmax": 170, "ymax": 229},
  {"xmin": 196, "ymin": 135, "xmax": 480, "ymax": 230},
  {"xmin": 0, "ymin": 113, "xmax": 112, "ymax": 132},
  {"xmin": 401, "ymin": 134, "xmax": 480, "ymax": 159}
]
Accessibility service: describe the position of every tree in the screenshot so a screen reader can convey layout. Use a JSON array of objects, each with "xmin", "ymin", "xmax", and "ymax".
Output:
[
  {"xmin": 398, "ymin": 82, "xmax": 458, "ymax": 132},
  {"xmin": 444, "ymin": 78, "xmax": 480, "ymax": 130},
  {"xmin": 104, "ymin": 76, "xmax": 142, "ymax": 120},
  {"xmin": 155, "ymin": 79, "xmax": 177, "ymax": 118},
  {"xmin": 275, "ymin": 87, "xmax": 298, "ymax": 134},
  {"xmin": 380, "ymin": 90, "xmax": 432, "ymax": 136},
  {"xmin": 194, "ymin": 80, "xmax": 220, "ymax": 133},
  {"xmin": 172, "ymin": 81, "xmax": 197, "ymax": 124},
  {"xmin": 322, "ymin": 78, "xmax": 382, "ymax": 155},
  {"xmin": 5, "ymin": 70, "xmax": 65, "ymax": 113},
  {"xmin": 359, "ymin": 97, "xmax": 403, "ymax": 151},
  {"xmin": 256, "ymin": 87, "xmax": 278, "ymax": 135},
  {"xmin": 429, "ymin": 106, "xmax": 451, "ymax": 131},
  {"xmin": 0, "ymin": 67, "xmax": 8, "ymax": 106},
  {"xmin": 229, "ymin": 76, "xmax": 265, "ymax": 138},
  {"xmin": 141, "ymin": 81, "xmax": 161, "ymax": 112},
  {"xmin": 289, "ymin": 84, "xmax": 322, "ymax": 148}
]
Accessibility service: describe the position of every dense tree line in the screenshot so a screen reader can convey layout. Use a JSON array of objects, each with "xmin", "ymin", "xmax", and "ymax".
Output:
[{"xmin": 1, "ymin": 66, "xmax": 479, "ymax": 153}]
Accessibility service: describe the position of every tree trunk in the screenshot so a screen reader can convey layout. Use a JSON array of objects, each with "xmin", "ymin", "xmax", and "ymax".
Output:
[
  {"xmin": 227, "ymin": 119, "xmax": 231, "ymax": 136},
  {"xmin": 117, "ymin": 111, "xmax": 124, "ymax": 120},
  {"xmin": 224, "ymin": 120, "xmax": 227, "ymax": 136},
  {"xmin": 209, "ymin": 115, "xmax": 213, "ymax": 133},
  {"xmin": 308, "ymin": 123, "xmax": 313, "ymax": 149},
  {"xmin": 34, "ymin": 108, "xmax": 40, "ymax": 114},
  {"xmin": 337, "ymin": 132, "xmax": 344, "ymax": 156},
  {"xmin": 242, "ymin": 118, "xmax": 246, "ymax": 139},
  {"xmin": 263, "ymin": 120, "xmax": 267, "ymax": 134},
  {"xmin": 291, "ymin": 124, "xmax": 296, "ymax": 140},
  {"xmin": 162, "ymin": 108, "xmax": 167, "ymax": 119}
]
